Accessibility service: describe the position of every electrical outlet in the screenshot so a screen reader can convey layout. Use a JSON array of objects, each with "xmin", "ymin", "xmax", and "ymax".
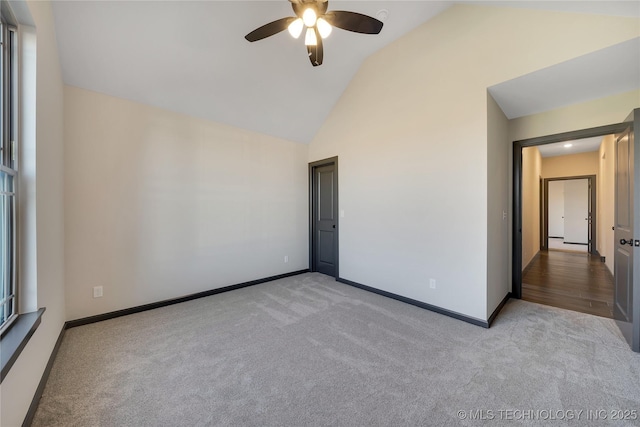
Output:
[
  {"xmin": 429, "ymin": 279, "xmax": 436, "ymax": 289},
  {"xmin": 284, "ymin": 255, "xmax": 289, "ymax": 263},
  {"xmin": 93, "ymin": 286, "xmax": 103, "ymax": 298}
]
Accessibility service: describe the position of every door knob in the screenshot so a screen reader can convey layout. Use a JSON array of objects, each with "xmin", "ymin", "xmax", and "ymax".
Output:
[{"xmin": 620, "ymin": 239, "xmax": 633, "ymax": 246}]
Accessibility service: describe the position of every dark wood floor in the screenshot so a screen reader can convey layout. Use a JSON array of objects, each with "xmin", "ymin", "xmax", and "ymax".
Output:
[{"xmin": 522, "ymin": 250, "xmax": 614, "ymax": 318}]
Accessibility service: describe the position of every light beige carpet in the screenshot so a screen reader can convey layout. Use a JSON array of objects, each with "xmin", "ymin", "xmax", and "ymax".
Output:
[{"xmin": 32, "ymin": 273, "xmax": 640, "ymax": 426}]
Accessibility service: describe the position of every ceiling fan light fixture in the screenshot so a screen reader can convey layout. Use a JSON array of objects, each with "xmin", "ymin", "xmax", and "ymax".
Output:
[
  {"xmin": 317, "ymin": 18, "xmax": 332, "ymax": 39},
  {"xmin": 288, "ymin": 18, "xmax": 304, "ymax": 38},
  {"xmin": 302, "ymin": 8, "xmax": 317, "ymax": 27},
  {"xmin": 304, "ymin": 27, "xmax": 317, "ymax": 46},
  {"xmin": 244, "ymin": 2, "xmax": 385, "ymax": 67}
]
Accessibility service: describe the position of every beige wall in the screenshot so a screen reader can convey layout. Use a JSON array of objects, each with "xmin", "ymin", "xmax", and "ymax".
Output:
[
  {"xmin": 309, "ymin": 4, "xmax": 638, "ymax": 321},
  {"xmin": 0, "ymin": 1, "xmax": 66, "ymax": 426},
  {"xmin": 522, "ymin": 147, "xmax": 542, "ymax": 269},
  {"xmin": 598, "ymin": 135, "xmax": 616, "ymax": 274},
  {"xmin": 487, "ymin": 94, "xmax": 510, "ymax": 315},
  {"xmin": 542, "ymin": 151, "xmax": 599, "ymax": 178},
  {"xmin": 509, "ymin": 89, "xmax": 640, "ymax": 142},
  {"xmin": 64, "ymin": 86, "xmax": 309, "ymax": 321}
]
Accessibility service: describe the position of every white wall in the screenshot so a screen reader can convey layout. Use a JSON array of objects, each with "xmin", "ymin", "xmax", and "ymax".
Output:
[
  {"xmin": 0, "ymin": 1, "xmax": 66, "ymax": 426},
  {"xmin": 64, "ymin": 86, "xmax": 309, "ymax": 321},
  {"xmin": 309, "ymin": 4, "xmax": 638, "ymax": 321},
  {"xmin": 487, "ymin": 93, "xmax": 510, "ymax": 316},
  {"xmin": 548, "ymin": 181, "xmax": 564, "ymax": 238},
  {"xmin": 598, "ymin": 135, "xmax": 616, "ymax": 273}
]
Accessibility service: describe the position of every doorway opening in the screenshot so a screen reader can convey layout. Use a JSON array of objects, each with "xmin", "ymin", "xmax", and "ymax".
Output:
[
  {"xmin": 513, "ymin": 124, "xmax": 628, "ymax": 317},
  {"xmin": 309, "ymin": 157, "xmax": 339, "ymax": 278},
  {"xmin": 542, "ymin": 175, "xmax": 596, "ymax": 254},
  {"xmin": 521, "ymin": 144, "xmax": 612, "ymax": 318},
  {"xmin": 514, "ymin": 111, "xmax": 640, "ymax": 352}
]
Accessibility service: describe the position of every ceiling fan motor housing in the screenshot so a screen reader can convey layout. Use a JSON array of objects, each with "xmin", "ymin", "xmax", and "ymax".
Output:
[
  {"xmin": 291, "ymin": 0, "xmax": 328, "ymax": 18},
  {"xmin": 289, "ymin": 0, "xmax": 328, "ymax": 4}
]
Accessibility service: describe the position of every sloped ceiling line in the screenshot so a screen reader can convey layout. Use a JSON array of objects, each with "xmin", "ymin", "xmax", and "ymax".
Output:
[{"xmin": 52, "ymin": 1, "xmax": 640, "ymax": 144}]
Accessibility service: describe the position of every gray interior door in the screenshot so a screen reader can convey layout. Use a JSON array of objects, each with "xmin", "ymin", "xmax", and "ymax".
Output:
[
  {"xmin": 614, "ymin": 109, "xmax": 639, "ymax": 352},
  {"xmin": 311, "ymin": 161, "xmax": 338, "ymax": 277},
  {"xmin": 587, "ymin": 178, "xmax": 593, "ymax": 253}
]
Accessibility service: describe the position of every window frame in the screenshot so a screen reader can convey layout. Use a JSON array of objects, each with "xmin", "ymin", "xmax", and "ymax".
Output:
[
  {"xmin": 0, "ymin": 1, "xmax": 46, "ymax": 386},
  {"xmin": 0, "ymin": 14, "xmax": 19, "ymax": 335}
]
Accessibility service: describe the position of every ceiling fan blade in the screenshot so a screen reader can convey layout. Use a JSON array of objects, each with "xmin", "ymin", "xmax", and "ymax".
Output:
[
  {"xmin": 245, "ymin": 17, "xmax": 295, "ymax": 42},
  {"xmin": 323, "ymin": 11, "xmax": 383, "ymax": 34},
  {"xmin": 307, "ymin": 27, "xmax": 323, "ymax": 67}
]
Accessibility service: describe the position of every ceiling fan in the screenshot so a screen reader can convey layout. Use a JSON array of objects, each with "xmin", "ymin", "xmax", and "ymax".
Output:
[{"xmin": 244, "ymin": 0, "xmax": 384, "ymax": 67}]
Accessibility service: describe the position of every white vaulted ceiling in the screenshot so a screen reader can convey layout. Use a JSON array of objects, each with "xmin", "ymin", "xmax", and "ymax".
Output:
[{"xmin": 51, "ymin": 1, "xmax": 640, "ymax": 144}]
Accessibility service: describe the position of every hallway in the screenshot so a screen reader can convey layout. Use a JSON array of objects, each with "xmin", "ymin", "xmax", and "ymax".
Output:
[{"xmin": 522, "ymin": 250, "xmax": 614, "ymax": 318}]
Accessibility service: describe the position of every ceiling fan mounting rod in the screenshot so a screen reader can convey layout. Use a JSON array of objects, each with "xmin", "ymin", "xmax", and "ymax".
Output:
[{"xmin": 289, "ymin": 0, "xmax": 328, "ymax": 4}]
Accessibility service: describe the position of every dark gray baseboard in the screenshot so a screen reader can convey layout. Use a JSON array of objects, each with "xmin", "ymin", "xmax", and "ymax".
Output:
[
  {"xmin": 488, "ymin": 292, "xmax": 512, "ymax": 326},
  {"xmin": 22, "ymin": 325, "xmax": 66, "ymax": 427},
  {"xmin": 337, "ymin": 277, "xmax": 492, "ymax": 328},
  {"xmin": 604, "ymin": 263, "xmax": 614, "ymax": 282},
  {"xmin": 66, "ymin": 269, "xmax": 309, "ymax": 329},
  {"xmin": 522, "ymin": 251, "xmax": 540, "ymax": 276},
  {"xmin": 23, "ymin": 269, "xmax": 309, "ymax": 426}
]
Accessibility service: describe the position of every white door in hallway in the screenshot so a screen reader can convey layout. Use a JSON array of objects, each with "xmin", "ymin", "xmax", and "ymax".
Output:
[
  {"xmin": 563, "ymin": 179, "xmax": 589, "ymax": 245},
  {"xmin": 548, "ymin": 180, "xmax": 565, "ymax": 238}
]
